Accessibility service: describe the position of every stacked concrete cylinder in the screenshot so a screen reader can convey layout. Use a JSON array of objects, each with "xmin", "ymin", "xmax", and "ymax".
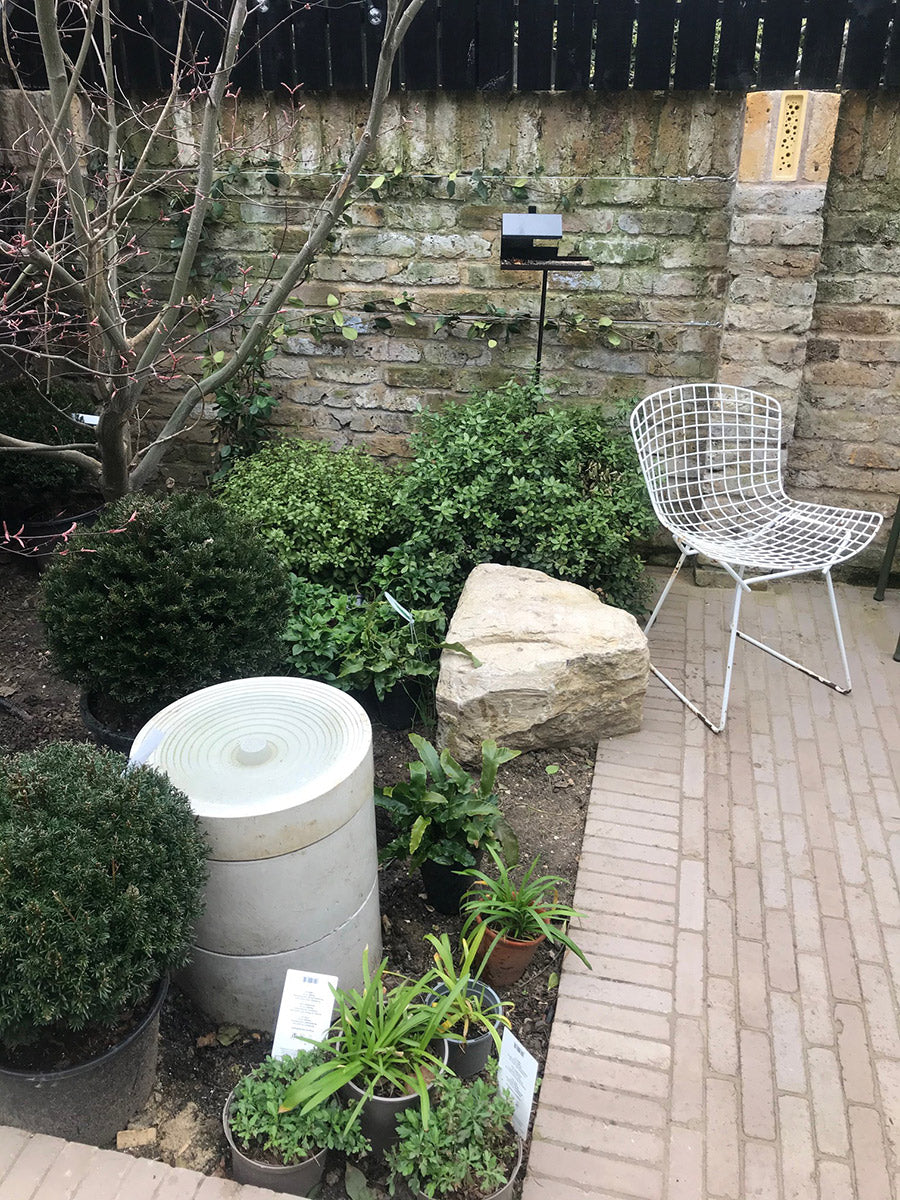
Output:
[{"xmin": 131, "ymin": 677, "xmax": 381, "ymax": 1031}]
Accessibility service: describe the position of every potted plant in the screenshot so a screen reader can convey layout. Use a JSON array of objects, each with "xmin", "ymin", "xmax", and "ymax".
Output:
[
  {"xmin": 377, "ymin": 734, "xmax": 520, "ymax": 915},
  {"xmin": 460, "ymin": 845, "xmax": 591, "ymax": 986},
  {"xmin": 384, "ymin": 1066, "xmax": 523, "ymax": 1200},
  {"xmin": 425, "ymin": 930, "xmax": 510, "ymax": 1079},
  {"xmin": 0, "ymin": 741, "xmax": 207, "ymax": 1146},
  {"xmin": 39, "ymin": 493, "xmax": 291, "ymax": 749},
  {"xmin": 280, "ymin": 951, "xmax": 459, "ymax": 1156},
  {"xmin": 223, "ymin": 1046, "xmax": 370, "ymax": 1194}
]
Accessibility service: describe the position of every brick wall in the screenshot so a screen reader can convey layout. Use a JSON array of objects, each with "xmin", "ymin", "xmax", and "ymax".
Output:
[{"xmin": 789, "ymin": 95, "xmax": 900, "ymax": 530}]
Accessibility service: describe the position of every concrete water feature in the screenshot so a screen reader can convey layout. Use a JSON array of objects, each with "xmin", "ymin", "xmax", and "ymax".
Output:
[{"xmin": 131, "ymin": 677, "xmax": 381, "ymax": 1031}]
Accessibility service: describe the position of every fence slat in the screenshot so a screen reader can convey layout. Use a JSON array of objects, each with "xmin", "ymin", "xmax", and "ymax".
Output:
[
  {"xmin": 477, "ymin": 0, "xmax": 514, "ymax": 90},
  {"xmin": 185, "ymin": 0, "xmax": 226, "ymax": 86},
  {"xmin": 716, "ymin": 0, "xmax": 761, "ymax": 90},
  {"xmin": 843, "ymin": 0, "xmax": 893, "ymax": 88},
  {"xmin": 556, "ymin": 0, "xmax": 595, "ymax": 90},
  {"xmin": 404, "ymin": 0, "xmax": 439, "ymax": 90},
  {"xmin": 757, "ymin": 0, "xmax": 804, "ymax": 88},
  {"xmin": 517, "ymin": 0, "xmax": 554, "ymax": 91},
  {"xmin": 232, "ymin": 2, "xmax": 263, "ymax": 90},
  {"xmin": 799, "ymin": 0, "xmax": 848, "ymax": 89},
  {"xmin": 258, "ymin": 0, "xmax": 297, "ymax": 92},
  {"xmin": 673, "ymin": 0, "xmax": 719, "ymax": 89},
  {"xmin": 884, "ymin": 3, "xmax": 900, "ymax": 87},
  {"xmin": 328, "ymin": 0, "xmax": 366, "ymax": 89},
  {"xmin": 633, "ymin": 0, "xmax": 676, "ymax": 90},
  {"xmin": 293, "ymin": 1, "xmax": 330, "ymax": 91},
  {"xmin": 363, "ymin": 0, "xmax": 387, "ymax": 90},
  {"xmin": 594, "ymin": 0, "xmax": 635, "ymax": 90},
  {"xmin": 440, "ymin": 0, "xmax": 478, "ymax": 88}
]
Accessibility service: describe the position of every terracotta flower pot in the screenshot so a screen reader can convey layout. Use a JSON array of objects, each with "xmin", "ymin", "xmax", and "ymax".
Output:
[{"xmin": 473, "ymin": 920, "xmax": 546, "ymax": 987}]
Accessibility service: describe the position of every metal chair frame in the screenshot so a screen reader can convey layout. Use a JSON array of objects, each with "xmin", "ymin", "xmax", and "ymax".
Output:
[{"xmin": 630, "ymin": 384, "xmax": 883, "ymax": 733}]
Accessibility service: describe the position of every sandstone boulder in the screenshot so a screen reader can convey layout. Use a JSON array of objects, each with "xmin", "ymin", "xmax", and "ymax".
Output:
[{"xmin": 437, "ymin": 563, "xmax": 649, "ymax": 763}]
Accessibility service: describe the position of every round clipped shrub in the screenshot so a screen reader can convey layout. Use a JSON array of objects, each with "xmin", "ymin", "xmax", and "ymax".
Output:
[
  {"xmin": 0, "ymin": 742, "xmax": 207, "ymax": 1048},
  {"xmin": 375, "ymin": 379, "xmax": 656, "ymax": 614},
  {"xmin": 39, "ymin": 493, "xmax": 291, "ymax": 716},
  {"xmin": 215, "ymin": 437, "xmax": 400, "ymax": 588}
]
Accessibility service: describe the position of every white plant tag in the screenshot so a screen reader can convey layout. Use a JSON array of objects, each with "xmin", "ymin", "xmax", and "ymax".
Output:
[
  {"xmin": 271, "ymin": 969, "xmax": 338, "ymax": 1060},
  {"xmin": 126, "ymin": 727, "xmax": 165, "ymax": 771},
  {"xmin": 497, "ymin": 1027, "xmax": 539, "ymax": 1139},
  {"xmin": 384, "ymin": 591, "xmax": 417, "ymax": 645}
]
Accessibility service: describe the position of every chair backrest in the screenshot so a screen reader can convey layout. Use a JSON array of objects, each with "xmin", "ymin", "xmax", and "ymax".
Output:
[{"xmin": 630, "ymin": 383, "xmax": 785, "ymax": 537}]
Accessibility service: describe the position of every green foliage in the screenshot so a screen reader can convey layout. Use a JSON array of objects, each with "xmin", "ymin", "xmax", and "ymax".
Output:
[
  {"xmin": 461, "ymin": 845, "xmax": 591, "ymax": 969},
  {"xmin": 425, "ymin": 930, "xmax": 511, "ymax": 1051},
  {"xmin": 280, "ymin": 950, "xmax": 464, "ymax": 1133},
  {"xmin": 228, "ymin": 1047, "xmax": 370, "ymax": 1164},
  {"xmin": 374, "ymin": 379, "xmax": 655, "ymax": 613},
  {"xmin": 207, "ymin": 329, "xmax": 282, "ymax": 481},
  {"xmin": 0, "ymin": 377, "xmax": 95, "ymax": 500},
  {"xmin": 385, "ymin": 1067, "xmax": 518, "ymax": 1200},
  {"xmin": 284, "ymin": 579, "xmax": 447, "ymax": 700},
  {"xmin": 0, "ymin": 742, "xmax": 207, "ymax": 1048},
  {"xmin": 216, "ymin": 438, "xmax": 400, "ymax": 589},
  {"xmin": 39, "ymin": 494, "xmax": 291, "ymax": 713},
  {"xmin": 376, "ymin": 734, "xmax": 519, "ymax": 870}
]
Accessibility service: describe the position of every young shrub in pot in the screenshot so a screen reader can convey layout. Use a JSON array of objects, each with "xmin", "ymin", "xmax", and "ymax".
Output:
[
  {"xmin": 224, "ymin": 1046, "xmax": 370, "ymax": 1194},
  {"xmin": 0, "ymin": 742, "xmax": 208, "ymax": 1144},
  {"xmin": 39, "ymin": 493, "xmax": 291, "ymax": 741},
  {"xmin": 461, "ymin": 845, "xmax": 591, "ymax": 986},
  {"xmin": 377, "ymin": 734, "xmax": 520, "ymax": 914},
  {"xmin": 384, "ymin": 1066, "xmax": 523, "ymax": 1200}
]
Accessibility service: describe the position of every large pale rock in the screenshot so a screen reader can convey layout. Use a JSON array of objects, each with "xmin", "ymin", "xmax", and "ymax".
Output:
[{"xmin": 437, "ymin": 564, "xmax": 650, "ymax": 763}]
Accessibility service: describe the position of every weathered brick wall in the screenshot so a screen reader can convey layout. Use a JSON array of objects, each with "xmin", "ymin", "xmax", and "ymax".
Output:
[
  {"xmin": 140, "ymin": 91, "xmax": 741, "ymax": 477},
  {"xmin": 789, "ymin": 94, "xmax": 900, "ymax": 533}
]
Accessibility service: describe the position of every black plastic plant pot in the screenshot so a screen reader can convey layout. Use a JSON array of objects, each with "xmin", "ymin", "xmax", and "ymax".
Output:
[
  {"xmin": 419, "ymin": 852, "xmax": 481, "ymax": 916},
  {"xmin": 432, "ymin": 980, "xmax": 502, "ymax": 1078},
  {"xmin": 340, "ymin": 1039, "xmax": 449, "ymax": 1157},
  {"xmin": 223, "ymin": 1092, "xmax": 327, "ymax": 1195},
  {"xmin": 79, "ymin": 690, "xmax": 137, "ymax": 755},
  {"xmin": 0, "ymin": 977, "xmax": 168, "ymax": 1146}
]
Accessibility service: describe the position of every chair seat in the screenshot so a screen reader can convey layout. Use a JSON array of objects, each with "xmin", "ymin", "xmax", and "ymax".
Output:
[{"xmin": 668, "ymin": 498, "xmax": 883, "ymax": 574}]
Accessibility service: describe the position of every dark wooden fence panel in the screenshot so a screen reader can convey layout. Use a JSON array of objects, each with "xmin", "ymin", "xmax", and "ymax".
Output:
[
  {"xmin": 5, "ymin": 0, "xmax": 900, "ymax": 94},
  {"xmin": 633, "ymin": 0, "xmax": 677, "ymax": 91}
]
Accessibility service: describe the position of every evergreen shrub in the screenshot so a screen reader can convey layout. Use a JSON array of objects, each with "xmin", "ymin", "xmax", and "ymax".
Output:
[
  {"xmin": 40, "ymin": 494, "xmax": 291, "ymax": 714},
  {"xmin": 0, "ymin": 742, "xmax": 207, "ymax": 1048}
]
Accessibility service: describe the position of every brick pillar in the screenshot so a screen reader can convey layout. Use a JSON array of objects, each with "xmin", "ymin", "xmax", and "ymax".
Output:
[{"xmin": 718, "ymin": 91, "xmax": 841, "ymax": 438}]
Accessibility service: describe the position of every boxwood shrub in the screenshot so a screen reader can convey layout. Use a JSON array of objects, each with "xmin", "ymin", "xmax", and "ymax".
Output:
[
  {"xmin": 40, "ymin": 493, "xmax": 291, "ymax": 715},
  {"xmin": 215, "ymin": 438, "xmax": 400, "ymax": 589},
  {"xmin": 0, "ymin": 742, "xmax": 207, "ymax": 1048}
]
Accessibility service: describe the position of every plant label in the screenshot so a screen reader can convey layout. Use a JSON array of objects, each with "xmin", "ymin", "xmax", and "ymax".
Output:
[
  {"xmin": 271, "ymin": 969, "xmax": 338, "ymax": 1060},
  {"xmin": 126, "ymin": 727, "xmax": 165, "ymax": 772},
  {"xmin": 497, "ymin": 1027, "xmax": 539, "ymax": 1139}
]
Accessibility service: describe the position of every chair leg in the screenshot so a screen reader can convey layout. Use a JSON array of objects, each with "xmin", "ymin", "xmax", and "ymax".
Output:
[
  {"xmin": 874, "ymin": 496, "xmax": 900, "ymax": 601},
  {"xmin": 643, "ymin": 559, "xmax": 743, "ymax": 735}
]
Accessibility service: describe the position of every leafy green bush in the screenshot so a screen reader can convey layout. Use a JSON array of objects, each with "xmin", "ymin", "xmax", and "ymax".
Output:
[
  {"xmin": 385, "ymin": 1066, "xmax": 518, "ymax": 1200},
  {"xmin": 0, "ymin": 377, "xmax": 95, "ymax": 501},
  {"xmin": 228, "ymin": 1047, "xmax": 370, "ymax": 1163},
  {"xmin": 0, "ymin": 742, "xmax": 207, "ymax": 1048},
  {"xmin": 375, "ymin": 380, "xmax": 655, "ymax": 613},
  {"xmin": 40, "ymin": 494, "xmax": 291, "ymax": 715},
  {"xmin": 284, "ymin": 578, "xmax": 447, "ymax": 699},
  {"xmin": 216, "ymin": 438, "xmax": 400, "ymax": 588}
]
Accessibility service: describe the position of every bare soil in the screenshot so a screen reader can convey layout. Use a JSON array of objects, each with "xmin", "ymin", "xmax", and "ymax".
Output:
[{"xmin": 0, "ymin": 554, "xmax": 593, "ymax": 1197}]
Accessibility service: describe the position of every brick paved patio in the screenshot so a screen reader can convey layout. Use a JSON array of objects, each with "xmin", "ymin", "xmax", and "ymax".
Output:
[
  {"xmin": 524, "ymin": 571, "xmax": 900, "ymax": 1200},
  {"xmin": 3, "ymin": 571, "xmax": 899, "ymax": 1199}
]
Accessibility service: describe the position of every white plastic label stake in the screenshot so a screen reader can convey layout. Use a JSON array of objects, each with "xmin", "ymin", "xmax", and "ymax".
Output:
[
  {"xmin": 497, "ymin": 1027, "xmax": 539, "ymax": 1139},
  {"xmin": 383, "ymin": 591, "xmax": 414, "ymax": 625},
  {"xmin": 125, "ymin": 727, "xmax": 165, "ymax": 772},
  {"xmin": 271, "ymin": 969, "xmax": 338, "ymax": 1060}
]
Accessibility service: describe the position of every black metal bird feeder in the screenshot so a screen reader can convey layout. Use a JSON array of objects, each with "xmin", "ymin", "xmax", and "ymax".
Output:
[{"xmin": 499, "ymin": 208, "xmax": 594, "ymax": 379}]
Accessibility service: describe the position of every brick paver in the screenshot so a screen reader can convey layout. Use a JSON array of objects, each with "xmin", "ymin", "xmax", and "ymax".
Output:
[
  {"xmin": 523, "ymin": 572, "xmax": 900, "ymax": 1200},
  {"xmin": 4, "ymin": 571, "xmax": 900, "ymax": 1199}
]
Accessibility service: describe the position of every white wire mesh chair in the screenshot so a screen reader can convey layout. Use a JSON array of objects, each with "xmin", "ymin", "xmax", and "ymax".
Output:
[{"xmin": 630, "ymin": 384, "xmax": 883, "ymax": 733}]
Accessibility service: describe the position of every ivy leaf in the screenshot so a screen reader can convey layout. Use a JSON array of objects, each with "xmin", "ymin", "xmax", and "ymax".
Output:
[
  {"xmin": 488, "ymin": 338, "xmax": 498, "ymax": 349},
  {"xmin": 341, "ymin": 326, "xmax": 359, "ymax": 340},
  {"xmin": 370, "ymin": 174, "xmax": 386, "ymax": 191},
  {"xmin": 326, "ymin": 294, "xmax": 340, "ymax": 307},
  {"xmin": 212, "ymin": 350, "xmax": 225, "ymax": 364}
]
